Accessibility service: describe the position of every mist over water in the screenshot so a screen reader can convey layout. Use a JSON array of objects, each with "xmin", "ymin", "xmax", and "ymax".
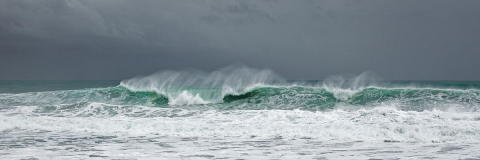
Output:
[{"xmin": 1, "ymin": 66, "xmax": 480, "ymax": 159}]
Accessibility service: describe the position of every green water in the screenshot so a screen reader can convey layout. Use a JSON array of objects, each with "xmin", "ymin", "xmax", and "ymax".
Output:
[{"xmin": 1, "ymin": 80, "xmax": 479, "ymax": 112}]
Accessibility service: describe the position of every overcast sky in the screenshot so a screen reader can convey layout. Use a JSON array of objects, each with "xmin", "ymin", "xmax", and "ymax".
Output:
[{"xmin": 1, "ymin": 0, "xmax": 479, "ymax": 81}]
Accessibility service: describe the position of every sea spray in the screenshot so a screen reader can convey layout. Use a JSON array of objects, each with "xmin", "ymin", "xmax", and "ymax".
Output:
[
  {"xmin": 1, "ymin": 67, "xmax": 479, "ymax": 111},
  {"xmin": 322, "ymin": 72, "xmax": 382, "ymax": 101},
  {"xmin": 120, "ymin": 65, "xmax": 284, "ymax": 105},
  {"xmin": 1, "ymin": 67, "xmax": 480, "ymax": 159}
]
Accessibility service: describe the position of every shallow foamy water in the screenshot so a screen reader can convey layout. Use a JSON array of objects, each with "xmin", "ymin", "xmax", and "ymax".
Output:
[{"xmin": 1, "ymin": 106, "xmax": 480, "ymax": 159}]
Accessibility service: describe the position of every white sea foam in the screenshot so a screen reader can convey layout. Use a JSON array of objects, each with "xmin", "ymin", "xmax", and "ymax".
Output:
[
  {"xmin": 2, "ymin": 69, "xmax": 480, "ymax": 159},
  {"xmin": 1, "ymin": 106, "xmax": 479, "ymax": 143},
  {"xmin": 167, "ymin": 91, "xmax": 208, "ymax": 105}
]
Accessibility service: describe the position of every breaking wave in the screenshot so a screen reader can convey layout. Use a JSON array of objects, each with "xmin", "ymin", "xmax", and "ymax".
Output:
[
  {"xmin": 1, "ymin": 66, "xmax": 480, "ymax": 143},
  {"xmin": 1, "ymin": 66, "xmax": 479, "ymax": 112}
]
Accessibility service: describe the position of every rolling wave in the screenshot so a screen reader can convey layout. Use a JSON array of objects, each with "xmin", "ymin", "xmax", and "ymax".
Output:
[
  {"xmin": 1, "ymin": 66, "xmax": 479, "ymax": 112},
  {"xmin": 1, "ymin": 84, "xmax": 479, "ymax": 112},
  {"xmin": 1, "ymin": 67, "xmax": 480, "ymax": 144}
]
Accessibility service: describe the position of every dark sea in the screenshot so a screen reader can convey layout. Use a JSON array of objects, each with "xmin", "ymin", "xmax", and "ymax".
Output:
[{"xmin": 1, "ymin": 67, "xmax": 480, "ymax": 159}]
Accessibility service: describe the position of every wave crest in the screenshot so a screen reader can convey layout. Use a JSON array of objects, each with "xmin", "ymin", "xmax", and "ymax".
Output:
[{"xmin": 120, "ymin": 65, "xmax": 284, "ymax": 105}]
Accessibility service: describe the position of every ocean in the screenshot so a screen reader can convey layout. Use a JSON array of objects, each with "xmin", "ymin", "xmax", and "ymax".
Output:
[{"xmin": 1, "ymin": 67, "xmax": 480, "ymax": 159}]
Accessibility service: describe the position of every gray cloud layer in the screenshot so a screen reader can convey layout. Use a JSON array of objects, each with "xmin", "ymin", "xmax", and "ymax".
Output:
[{"xmin": 1, "ymin": 0, "xmax": 479, "ymax": 80}]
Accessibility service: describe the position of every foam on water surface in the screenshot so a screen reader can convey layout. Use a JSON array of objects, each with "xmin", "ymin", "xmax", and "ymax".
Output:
[
  {"xmin": 1, "ymin": 107, "xmax": 480, "ymax": 159},
  {"xmin": 1, "ymin": 106, "xmax": 479, "ymax": 142},
  {"xmin": 1, "ymin": 66, "xmax": 480, "ymax": 159}
]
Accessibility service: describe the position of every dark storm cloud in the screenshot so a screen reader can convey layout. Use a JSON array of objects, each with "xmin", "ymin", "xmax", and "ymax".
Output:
[{"xmin": 1, "ymin": 0, "xmax": 480, "ymax": 80}]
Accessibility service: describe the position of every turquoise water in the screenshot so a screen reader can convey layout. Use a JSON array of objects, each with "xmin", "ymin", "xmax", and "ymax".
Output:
[
  {"xmin": 1, "ymin": 80, "xmax": 479, "ymax": 111},
  {"xmin": 1, "ymin": 67, "xmax": 480, "ymax": 159}
]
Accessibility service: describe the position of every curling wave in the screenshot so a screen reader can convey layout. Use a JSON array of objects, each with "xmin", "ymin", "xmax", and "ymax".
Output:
[
  {"xmin": 1, "ymin": 66, "xmax": 479, "ymax": 112},
  {"xmin": 1, "ymin": 83, "xmax": 479, "ymax": 112}
]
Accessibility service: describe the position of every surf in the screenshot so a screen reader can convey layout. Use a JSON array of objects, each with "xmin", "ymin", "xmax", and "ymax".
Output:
[{"xmin": 0, "ymin": 66, "xmax": 479, "ymax": 113}]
